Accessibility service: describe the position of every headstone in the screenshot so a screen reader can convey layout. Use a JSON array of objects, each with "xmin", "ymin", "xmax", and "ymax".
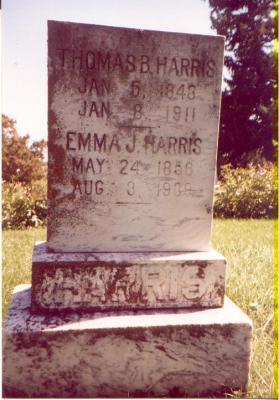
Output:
[
  {"xmin": 47, "ymin": 21, "xmax": 224, "ymax": 252},
  {"xmin": 3, "ymin": 21, "xmax": 252, "ymax": 398}
]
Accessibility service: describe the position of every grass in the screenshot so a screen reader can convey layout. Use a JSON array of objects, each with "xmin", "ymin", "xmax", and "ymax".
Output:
[
  {"xmin": 2, "ymin": 219, "xmax": 275, "ymax": 398},
  {"xmin": 211, "ymin": 219, "xmax": 275, "ymax": 398},
  {"xmin": 2, "ymin": 227, "xmax": 46, "ymax": 316}
]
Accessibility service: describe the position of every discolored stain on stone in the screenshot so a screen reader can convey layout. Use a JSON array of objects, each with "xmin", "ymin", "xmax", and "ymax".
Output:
[{"xmin": 48, "ymin": 142, "xmax": 66, "ymax": 180}]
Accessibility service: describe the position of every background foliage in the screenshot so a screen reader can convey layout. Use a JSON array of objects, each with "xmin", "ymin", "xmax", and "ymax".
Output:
[
  {"xmin": 2, "ymin": 115, "xmax": 47, "ymax": 228},
  {"xmin": 2, "ymin": 114, "xmax": 47, "ymax": 183},
  {"xmin": 214, "ymin": 160, "xmax": 276, "ymax": 218},
  {"xmin": 2, "ymin": 180, "xmax": 47, "ymax": 229},
  {"xmin": 207, "ymin": 0, "xmax": 276, "ymax": 168}
]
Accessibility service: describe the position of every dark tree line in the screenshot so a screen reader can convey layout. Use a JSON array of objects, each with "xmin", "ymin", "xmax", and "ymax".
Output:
[{"xmin": 207, "ymin": 0, "xmax": 276, "ymax": 168}]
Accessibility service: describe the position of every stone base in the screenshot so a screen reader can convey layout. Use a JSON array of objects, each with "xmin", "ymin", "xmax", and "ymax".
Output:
[
  {"xmin": 3, "ymin": 285, "xmax": 252, "ymax": 398},
  {"xmin": 32, "ymin": 242, "xmax": 226, "ymax": 312}
]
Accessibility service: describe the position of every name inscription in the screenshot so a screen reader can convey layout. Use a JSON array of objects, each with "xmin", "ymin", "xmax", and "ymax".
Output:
[
  {"xmin": 36, "ymin": 263, "xmax": 223, "ymax": 309},
  {"xmin": 57, "ymin": 49, "xmax": 216, "ymax": 78}
]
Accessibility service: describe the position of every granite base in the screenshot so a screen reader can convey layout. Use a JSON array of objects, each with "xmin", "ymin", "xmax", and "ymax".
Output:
[{"xmin": 3, "ymin": 285, "xmax": 252, "ymax": 398}]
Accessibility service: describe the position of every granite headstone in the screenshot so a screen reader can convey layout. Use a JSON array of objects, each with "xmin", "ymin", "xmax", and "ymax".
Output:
[
  {"xmin": 3, "ymin": 21, "xmax": 252, "ymax": 398},
  {"xmin": 47, "ymin": 21, "xmax": 224, "ymax": 252}
]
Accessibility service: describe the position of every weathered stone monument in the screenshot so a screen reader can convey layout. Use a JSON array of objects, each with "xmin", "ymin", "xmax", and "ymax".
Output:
[{"xmin": 3, "ymin": 21, "xmax": 252, "ymax": 398}]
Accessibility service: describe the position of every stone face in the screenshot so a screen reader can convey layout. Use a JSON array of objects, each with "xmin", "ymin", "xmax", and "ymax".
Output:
[
  {"xmin": 32, "ymin": 242, "xmax": 226, "ymax": 312},
  {"xmin": 3, "ymin": 285, "xmax": 252, "ymax": 398},
  {"xmin": 48, "ymin": 20, "xmax": 224, "ymax": 252}
]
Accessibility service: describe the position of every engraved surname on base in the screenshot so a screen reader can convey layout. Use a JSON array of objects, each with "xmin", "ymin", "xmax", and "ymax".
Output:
[{"xmin": 36, "ymin": 263, "xmax": 221, "ymax": 308}]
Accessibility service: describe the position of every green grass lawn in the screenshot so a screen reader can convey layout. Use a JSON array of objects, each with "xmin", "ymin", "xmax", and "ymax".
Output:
[
  {"xmin": 211, "ymin": 219, "xmax": 275, "ymax": 399},
  {"xmin": 2, "ymin": 219, "xmax": 275, "ymax": 398}
]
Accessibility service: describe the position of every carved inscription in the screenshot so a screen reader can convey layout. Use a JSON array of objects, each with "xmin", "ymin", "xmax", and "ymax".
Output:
[
  {"xmin": 48, "ymin": 21, "xmax": 224, "ymax": 251},
  {"xmin": 36, "ymin": 263, "xmax": 224, "ymax": 309},
  {"xmin": 57, "ymin": 49, "xmax": 216, "ymax": 77},
  {"xmin": 51, "ymin": 28, "xmax": 218, "ymax": 201},
  {"xmin": 66, "ymin": 131, "xmax": 202, "ymax": 197}
]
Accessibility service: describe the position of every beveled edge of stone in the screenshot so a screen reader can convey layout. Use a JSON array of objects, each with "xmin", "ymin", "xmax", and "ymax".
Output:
[
  {"xmin": 5, "ymin": 285, "xmax": 252, "ymax": 334},
  {"xmin": 35, "ymin": 241, "xmax": 227, "ymax": 263},
  {"xmin": 48, "ymin": 19, "xmax": 226, "ymax": 42}
]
